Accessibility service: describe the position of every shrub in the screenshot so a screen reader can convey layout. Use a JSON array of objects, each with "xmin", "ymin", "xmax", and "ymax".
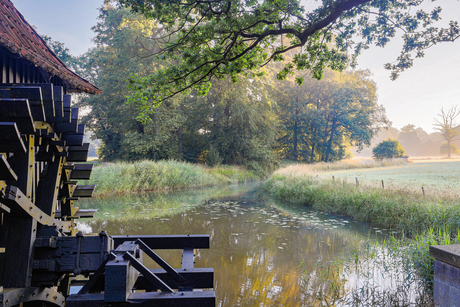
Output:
[{"xmin": 372, "ymin": 139, "xmax": 405, "ymax": 160}]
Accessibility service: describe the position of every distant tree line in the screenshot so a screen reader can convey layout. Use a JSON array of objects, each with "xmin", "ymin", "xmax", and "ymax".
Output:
[{"xmin": 357, "ymin": 110, "xmax": 460, "ymax": 159}]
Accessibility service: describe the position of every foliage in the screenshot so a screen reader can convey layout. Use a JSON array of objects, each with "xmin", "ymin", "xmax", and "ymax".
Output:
[
  {"xmin": 440, "ymin": 142, "xmax": 459, "ymax": 156},
  {"xmin": 433, "ymin": 106, "xmax": 460, "ymax": 158},
  {"xmin": 81, "ymin": 160, "xmax": 259, "ymax": 196},
  {"xmin": 372, "ymin": 139, "xmax": 405, "ymax": 160},
  {"xmin": 405, "ymin": 227, "xmax": 460, "ymax": 293},
  {"xmin": 206, "ymin": 145, "xmax": 223, "ymax": 167},
  {"xmin": 119, "ymin": 0, "xmax": 460, "ymax": 114},
  {"xmin": 41, "ymin": 34, "xmax": 81, "ymax": 73},
  {"xmin": 301, "ymin": 239, "xmax": 434, "ymax": 306},
  {"xmin": 276, "ymin": 68, "xmax": 388, "ymax": 162},
  {"xmin": 74, "ymin": 4, "xmax": 278, "ymax": 169}
]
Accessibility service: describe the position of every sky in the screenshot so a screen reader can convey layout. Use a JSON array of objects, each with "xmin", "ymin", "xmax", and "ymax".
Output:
[{"xmin": 10, "ymin": 0, "xmax": 460, "ymax": 134}]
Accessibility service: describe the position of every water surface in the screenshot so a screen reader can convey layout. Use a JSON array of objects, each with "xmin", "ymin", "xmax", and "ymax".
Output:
[{"xmin": 78, "ymin": 184, "xmax": 390, "ymax": 306}]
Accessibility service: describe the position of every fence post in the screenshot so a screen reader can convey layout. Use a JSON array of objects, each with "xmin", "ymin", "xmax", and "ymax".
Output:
[
  {"xmin": 355, "ymin": 177, "xmax": 359, "ymax": 187},
  {"xmin": 422, "ymin": 186, "xmax": 425, "ymax": 197},
  {"xmin": 332, "ymin": 175, "xmax": 335, "ymax": 182},
  {"xmin": 381, "ymin": 180, "xmax": 384, "ymax": 189}
]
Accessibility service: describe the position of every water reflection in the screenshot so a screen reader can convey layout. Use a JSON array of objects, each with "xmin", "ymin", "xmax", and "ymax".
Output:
[{"xmin": 77, "ymin": 184, "xmax": 388, "ymax": 306}]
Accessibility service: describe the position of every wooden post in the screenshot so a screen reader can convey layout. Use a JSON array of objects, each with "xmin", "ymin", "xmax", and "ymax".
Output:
[
  {"xmin": 422, "ymin": 186, "xmax": 425, "ymax": 197},
  {"xmin": 332, "ymin": 175, "xmax": 335, "ymax": 182},
  {"xmin": 355, "ymin": 177, "xmax": 359, "ymax": 187},
  {"xmin": 381, "ymin": 180, "xmax": 384, "ymax": 189}
]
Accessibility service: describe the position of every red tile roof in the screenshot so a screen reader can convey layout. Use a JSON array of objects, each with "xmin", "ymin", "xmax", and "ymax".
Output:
[{"xmin": 0, "ymin": 0, "xmax": 101, "ymax": 94}]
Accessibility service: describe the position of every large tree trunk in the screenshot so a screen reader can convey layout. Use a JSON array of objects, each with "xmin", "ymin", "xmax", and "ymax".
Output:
[
  {"xmin": 324, "ymin": 120, "xmax": 337, "ymax": 162},
  {"xmin": 177, "ymin": 105, "xmax": 183, "ymax": 156}
]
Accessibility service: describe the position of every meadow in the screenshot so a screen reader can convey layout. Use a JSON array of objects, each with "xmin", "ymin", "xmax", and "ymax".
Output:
[{"xmin": 317, "ymin": 158, "xmax": 460, "ymax": 193}]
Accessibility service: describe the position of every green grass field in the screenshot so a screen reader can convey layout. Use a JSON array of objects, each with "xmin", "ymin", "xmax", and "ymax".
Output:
[{"xmin": 318, "ymin": 159, "xmax": 460, "ymax": 193}]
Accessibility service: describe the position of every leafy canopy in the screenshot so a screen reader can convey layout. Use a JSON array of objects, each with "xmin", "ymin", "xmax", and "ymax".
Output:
[{"xmin": 119, "ymin": 0, "xmax": 460, "ymax": 113}]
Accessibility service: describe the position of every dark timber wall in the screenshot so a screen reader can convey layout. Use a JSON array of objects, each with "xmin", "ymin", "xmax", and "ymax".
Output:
[{"xmin": 0, "ymin": 45, "xmax": 65, "ymax": 88}]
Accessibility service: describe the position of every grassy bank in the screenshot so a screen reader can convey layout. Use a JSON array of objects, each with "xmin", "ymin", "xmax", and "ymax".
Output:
[
  {"xmin": 263, "ymin": 171, "xmax": 460, "ymax": 236},
  {"xmin": 81, "ymin": 160, "xmax": 259, "ymax": 197}
]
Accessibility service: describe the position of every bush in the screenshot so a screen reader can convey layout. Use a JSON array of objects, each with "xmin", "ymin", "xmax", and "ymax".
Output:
[{"xmin": 372, "ymin": 139, "xmax": 405, "ymax": 160}]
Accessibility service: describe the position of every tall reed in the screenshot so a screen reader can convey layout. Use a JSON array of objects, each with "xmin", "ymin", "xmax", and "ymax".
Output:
[{"xmin": 81, "ymin": 160, "xmax": 259, "ymax": 197}]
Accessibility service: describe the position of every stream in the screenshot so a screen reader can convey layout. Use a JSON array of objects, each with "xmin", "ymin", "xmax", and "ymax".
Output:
[{"xmin": 77, "ymin": 183, "xmax": 400, "ymax": 306}]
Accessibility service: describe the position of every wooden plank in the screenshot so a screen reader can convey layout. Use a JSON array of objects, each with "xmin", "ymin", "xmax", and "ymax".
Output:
[
  {"xmin": 0, "ymin": 98, "xmax": 35, "ymax": 133},
  {"xmin": 112, "ymin": 235, "xmax": 210, "ymax": 250},
  {"xmin": 35, "ymin": 157, "xmax": 63, "ymax": 216},
  {"xmin": 67, "ymin": 143, "xmax": 90, "ymax": 162},
  {"xmin": 2, "ymin": 83, "xmax": 55, "ymax": 119},
  {"xmin": 68, "ymin": 143, "xmax": 90, "ymax": 151},
  {"xmin": 105, "ymin": 244, "xmax": 140, "ymax": 302},
  {"xmin": 67, "ymin": 151, "xmax": 89, "ymax": 162},
  {"xmin": 54, "ymin": 208, "xmax": 97, "ymax": 219},
  {"xmin": 72, "ymin": 185, "xmax": 95, "ymax": 198},
  {"xmin": 66, "ymin": 291, "xmax": 215, "ymax": 307},
  {"xmin": 0, "ymin": 154, "xmax": 17, "ymax": 181},
  {"xmin": 8, "ymin": 86, "xmax": 46, "ymax": 121},
  {"xmin": 182, "ymin": 248, "xmax": 194, "ymax": 269},
  {"xmin": 70, "ymin": 163, "xmax": 93, "ymax": 180},
  {"xmin": 0, "ymin": 217, "xmax": 37, "ymax": 287},
  {"xmin": 56, "ymin": 235, "xmax": 112, "ymax": 254},
  {"xmin": 63, "ymin": 94, "xmax": 71, "ymax": 109},
  {"xmin": 53, "ymin": 86, "xmax": 63, "ymax": 102},
  {"xmin": 0, "ymin": 86, "xmax": 46, "ymax": 121},
  {"xmin": 62, "ymin": 134, "xmax": 83, "ymax": 146},
  {"xmin": 0, "ymin": 122, "xmax": 26, "ymax": 153}
]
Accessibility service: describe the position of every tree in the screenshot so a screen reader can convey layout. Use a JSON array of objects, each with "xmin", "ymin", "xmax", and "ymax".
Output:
[
  {"xmin": 398, "ymin": 124, "xmax": 422, "ymax": 156},
  {"xmin": 119, "ymin": 0, "xmax": 460, "ymax": 114},
  {"xmin": 76, "ymin": 4, "xmax": 185, "ymax": 161},
  {"xmin": 372, "ymin": 139, "xmax": 405, "ymax": 160},
  {"xmin": 433, "ymin": 106, "xmax": 460, "ymax": 158},
  {"xmin": 41, "ymin": 34, "xmax": 81, "ymax": 73},
  {"xmin": 276, "ymin": 68, "xmax": 388, "ymax": 163}
]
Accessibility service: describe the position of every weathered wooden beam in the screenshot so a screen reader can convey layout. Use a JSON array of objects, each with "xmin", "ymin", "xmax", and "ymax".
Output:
[
  {"xmin": 54, "ymin": 208, "xmax": 97, "ymax": 219},
  {"xmin": 72, "ymin": 185, "xmax": 95, "ymax": 198},
  {"xmin": 33, "ymin": 234, "xmax": 113, "ymax": 273},
  {"xmin": 62, "ymin": 124, "xmax": 84, "ymax": 146},
  {"xmin": 66, "ymin": 291, "xmax": 215, "ymax": 307},
  {"xmin": 105, "ymin": 242, "xmax": 140, "ymax": 302},
  {"xmin": 69, "ymin": 163, "xmax": 92, "ymax": 180},
  {"xmin": 0, "ymin": 122, "xmax": 26, "ymax": 153},
  {"xmin": 67, "ymin": 143, "xmax": 90, "ymax": 162},
  {"xmin": 0, "ymin": 98, "xmax": 35, "ymax": 133},
  {"xmin": 112, "ymin": 235, "xmax": 210, "ymax": 250},
  {"xmin": 35, "ymin": 156, "xmax": 63, "ymax": 216},
  {"xmin": 53, "ymin": 108, "xmax": 78, "ymax": 133},
  {"xmin": 4, "ymin": 86, "xmax": 46, "ymax": 121},
  {"xmin": 2, "ymin": 83, "xmax": 55, "ymax": 119}
]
